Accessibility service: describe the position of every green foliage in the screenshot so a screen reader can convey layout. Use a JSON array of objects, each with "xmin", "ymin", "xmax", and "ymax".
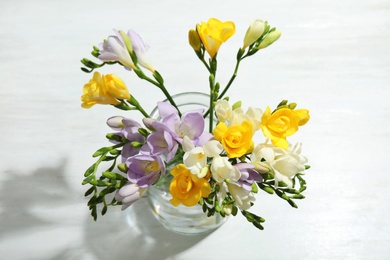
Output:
[{"xmin": 82, "ymin": 143, "xmax": 127, "ymax": 221}]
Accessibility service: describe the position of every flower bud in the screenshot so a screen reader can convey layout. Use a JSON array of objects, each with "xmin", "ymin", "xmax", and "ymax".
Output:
[
  {"xmin": 118, "ymin": 30, "xmax": 133, "ymax": 54},
  {"xmin": 223, "ymin": 204, "xmax": 233, "ymax": 215},
  {"xmin": 142, "ymin": 118, "xmax": 156, "ymax": 131},
  {"xmin": 242, "ymin": 20, "xmax": 265, "ymax": 49},
  {"xmin": 257, "ymin": 30, "xmax": 282, "ymax": 50},
  {"xmin": 106, "ymin": 116, "xmax": 125, "ymax": 130},
  {"xmin": 188, "ymin": 29, "xmax": 201, "ymax": 52},
  {"xmin": 252, "ymin": 161, "xmax": 270, "ymax": 174}
]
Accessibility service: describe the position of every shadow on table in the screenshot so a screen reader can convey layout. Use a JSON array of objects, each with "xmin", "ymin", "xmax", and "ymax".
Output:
[
  {"xmin": 0, "ymin": 160, "xmax": 210, "ymax": 260},
  {"xmin": 0, "ymin": 160, "xmax": 73, "ymax": 239},
  {"xmin": 81, "ymin": 198, "xmax": 210, "ymax": 260}
]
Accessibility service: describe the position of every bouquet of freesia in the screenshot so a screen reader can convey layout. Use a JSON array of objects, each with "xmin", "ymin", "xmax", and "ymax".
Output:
[{"xmin": 80, "ymin": 18, "xmax": 310, "ymax": 230}]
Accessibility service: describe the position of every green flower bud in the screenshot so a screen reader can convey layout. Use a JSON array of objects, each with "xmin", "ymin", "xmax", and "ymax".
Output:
[
  {"xmin": 188, "ymin": 29, "xmax": 201, "ymax": 52},
  {"xmin": 257, "ymin": 29, "xmax": 282, "ymax": 49}
]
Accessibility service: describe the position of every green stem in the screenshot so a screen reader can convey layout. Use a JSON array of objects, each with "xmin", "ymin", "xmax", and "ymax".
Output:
[
  {"xmin": 134, "ymin": 68, "xmax": 181, "ymax": 116},
  {"xmin": 203, "ymin": 53, "xmax": 244, "ymax": 118},
  {"xmin": 218, "ymin": 56, "xmax": 242, "ymax": 99},
  {"xmin": 128, "ymin": 96, "xmax": 150, "ymax": 118},
  {"xmin": 208, "ymin": 57, "xmax": 217, "ymax": 133}
]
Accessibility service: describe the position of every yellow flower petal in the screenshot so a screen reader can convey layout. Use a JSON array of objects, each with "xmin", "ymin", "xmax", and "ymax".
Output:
[
  {"xmin": 196, "ymin": 18, "xmax": 235, "ymax": 58},
  {"xmin": 169, "ymin": 164, "xmax": 210, "ymax": 207}
]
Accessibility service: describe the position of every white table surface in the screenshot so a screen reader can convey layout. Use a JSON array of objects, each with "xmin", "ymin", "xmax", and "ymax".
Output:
[{"xmin": 1, "ymin": 0, "xmax": 389, "ymax": 259}]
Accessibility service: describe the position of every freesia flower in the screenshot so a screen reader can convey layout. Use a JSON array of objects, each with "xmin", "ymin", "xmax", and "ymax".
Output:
[
  {"xmin": 169, "ymin": 164, "xmax": 211, "ymax": 207},
  {"xmin": 260, "ymin": 107, "xmax": 310, "ymax": 149},
  {"xmin": 229, "ymin": 106, "xmax": 263, "ymax": 132},
  {"xmin": 182, "ymin": 136, "xmax": 223, "ymax": 178},
  {"xmin": 146, "ymin": 130, "xmax": 178, "ymax": 162},
  {"xmin": 227, "ymin": 183, "xmax": 255, "ymax": 210},
  {"xmin": 128, "ymin": 30, "xmax": 155, "ymax": 72},
  {"xmin": 153, "ymin": 101, "xmax": 212, "ymax": 146},
  {"xmin": 215, "ymin": 99, "xmax": 232, "ymax": 123},
  {"xmin": 210, "ymin": 156, "xmax": 241, "ymax": 183},
  {"xmin": 126, "ymin": 154, "xmax": 165, "ymax": 188},
  {"xmin": 106, "ymin": 117, "xmax": 146, "ymax": 162},
  {"xmin": 214, "ymin": 120, "xmax": 254, "ymax": 158},
  {"xmin": 242, "ymin": 20, "xmax": 265, "ymax": 50},
  {"xmin": 235, "ymin": 163, "xmax": 263, "ymax": 191},
  {"xmin": 196, "ymin": 18, "xmax": 236, "ymax": 58},
  {"xmin": 251, "ymin": 142, "xmax": 308, "ymax": 187},
  {"xmin": 115, "ymin": 183, "xmax": 147, "ymax": 210},
  {"xmin": 81, "ymin": 72, "xmax": 130, "ymax": 108},
  {"xmin": 98, "ymin": 30, "xmax": 136, "ymax": 70}
]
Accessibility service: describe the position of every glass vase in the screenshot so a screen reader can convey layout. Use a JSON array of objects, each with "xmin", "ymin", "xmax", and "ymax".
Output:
[{"xmin": 147, "ymin": 92, "xmax": 228, "ymax": 235}]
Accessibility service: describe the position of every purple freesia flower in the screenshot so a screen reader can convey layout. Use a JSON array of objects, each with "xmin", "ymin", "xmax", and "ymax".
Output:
[
  {"xmin": 147, "ymin": 130, "xmax": 178, "ymax": 162},
  {"xmin": 235, "ymin": 163, "xmax": 263, "ymax": 191},
  {"xmin": 152, "ymin": 102, "xmax": 212, "ymax": 146},
  {"xmin": 106, "ymin": 116, "xmax": 146, "ymax": 162},
  {"xmin": 98, "ymin": 29, "xmax": 136, "ymax": 70},
  {"xmin": 128, "ymin": 30, "xmax": 155, "ymax": 72},
  {"xmin": 126, "ymin": 153, "xmax": 165, "ymax": 188},
  {"xmin": 115, "ymin": 183, "xmax": 147, "ymax": 210}
]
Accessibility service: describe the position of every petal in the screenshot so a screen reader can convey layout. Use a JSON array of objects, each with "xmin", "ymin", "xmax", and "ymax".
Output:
[
  {"xmin": 157, "ymin": 102, "xmax": 178, "ymax": 118},
  {"xmin": 203, "ymin": 140, "xmax": 223, "ymax": 157},
  {"xmin": 182, "ymin": 136, "xmax": 195, "ymax": 152}
]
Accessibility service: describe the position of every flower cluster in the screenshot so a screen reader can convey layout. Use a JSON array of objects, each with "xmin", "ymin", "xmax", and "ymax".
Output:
[{"xmin": 81, "ymin": 18, "xmax": 310, "ymax": 230}]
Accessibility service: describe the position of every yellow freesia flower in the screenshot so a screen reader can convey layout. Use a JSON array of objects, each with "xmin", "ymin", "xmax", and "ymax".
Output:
[
  {"xmin": 81, "ymin": 72, "xmax": 130, "ymax": 108},
  {"xmin": 214, "ymin": 120, "xmax": 254, "ymax": 158},
  {"xmin": 260, "ymin": 107, "xmax": 310, "ymax": 149},
  {"xmin": 196, "ymin": 18, "xmax": 236, "ymax": 58},
  {"xmin": 169, "ymin": 164, "xmax": 211, "ymax": 207}
]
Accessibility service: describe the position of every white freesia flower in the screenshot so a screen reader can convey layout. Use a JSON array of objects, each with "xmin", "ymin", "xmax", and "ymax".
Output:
[
  {"xmin": 243, "ymin": 19, "xmax": 265, "ymax": 50},
  {"xmin": 227, "ymin": 183, "xmax": 255, "ymax": 210},
  {"xmin": 182, "ymin": 136, "xmax": 223, "ymax": 178},
  {"xmin": 215, "ymin": 99, "xmax": 232, "ymax": 122},
  {"xmin": 251, "ymin": 141, "xmax": 308, "ymax": 188},
  {"xmin": 229, "ymin": 106, "xmax": 263, "ymax": 132},
  {"xmin": 211, "ymin": 156, "xmax": 241, "ymax": 182}
]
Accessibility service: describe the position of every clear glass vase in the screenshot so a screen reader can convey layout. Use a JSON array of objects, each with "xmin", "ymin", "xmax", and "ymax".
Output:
[{"xmin": 147, "ymin": 92, "xmax": 228, "ymax": 235}]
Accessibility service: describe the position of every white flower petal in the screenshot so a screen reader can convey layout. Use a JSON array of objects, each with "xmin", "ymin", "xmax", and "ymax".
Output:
[{"xmin": 203, "ymin": 140, "xmax": 223, "ymax": 157}]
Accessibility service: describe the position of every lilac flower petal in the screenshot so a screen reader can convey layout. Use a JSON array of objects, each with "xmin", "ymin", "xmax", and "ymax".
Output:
[
  {"xmin": 107, "ymin": 116, "xmax": 125, "ymax": 130},
  {"xmin": 157, "ymin": 102, "xmax": 178, "ymax": 118},
  {"xmin": 123, "ymin": 118, "xmax": 141, "ymax": 128},
  {"xmin": 166, "ymin": 141, "xmax": 178, "ymax": 162},
  {"xmin": 118, "ymin": 183, "xmax": 138, "ymax": 197},
  {"xmin": 197, "ymin": 132, "xmax": 214, "ymax": 146},
  {"xmin": 182, "ymin": 112, "xmax": 205, "ymax": 138},
  {"xmin": 128, "ymin": 30, "xmax": 150, "ymax": 51}
]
